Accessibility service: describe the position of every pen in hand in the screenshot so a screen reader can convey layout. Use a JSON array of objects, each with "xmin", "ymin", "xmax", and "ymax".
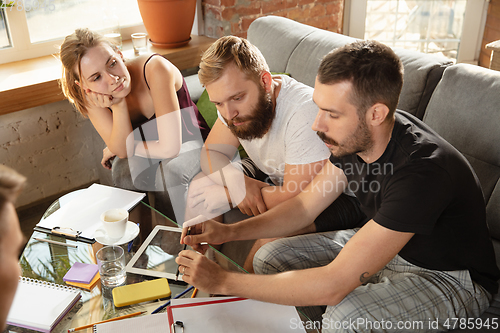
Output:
[{"xmin": 175, "ymin": 227, "xmax": 191, "ymax": 281}]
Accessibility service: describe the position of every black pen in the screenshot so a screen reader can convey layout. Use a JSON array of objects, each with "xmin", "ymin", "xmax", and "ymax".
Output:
[{"xmin": 175, "ymin": 227, "xmax": 191, "ymax": 281}]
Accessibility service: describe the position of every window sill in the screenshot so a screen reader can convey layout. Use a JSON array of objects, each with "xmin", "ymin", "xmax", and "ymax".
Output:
[{"xmin": 0, "ymin": 35, "xmax": 216, "ymax": 116}]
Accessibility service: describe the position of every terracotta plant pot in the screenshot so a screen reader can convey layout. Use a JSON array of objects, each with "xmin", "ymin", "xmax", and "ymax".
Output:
[{"xmin": 137, "ymin": 0, "xmax": 197, "ymax": 48}]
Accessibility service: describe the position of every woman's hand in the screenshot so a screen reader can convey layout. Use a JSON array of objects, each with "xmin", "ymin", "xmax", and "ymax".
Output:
[
  {"xmin": 84, "ymin": 89, "xmax": 114, "ymax": 108},
  {"xmin": 101, "ymin": 147, "xmax": 116, "ymax": 170}
]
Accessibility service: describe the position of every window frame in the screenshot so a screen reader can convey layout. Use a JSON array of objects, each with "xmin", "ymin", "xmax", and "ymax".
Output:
[
  {"xmin": 0, "ymin": 3, "xmax": 146, "ymax": 65},
  {"xmin": 343, "ymin": 0, "xmax": 489, "ymax": 64}
]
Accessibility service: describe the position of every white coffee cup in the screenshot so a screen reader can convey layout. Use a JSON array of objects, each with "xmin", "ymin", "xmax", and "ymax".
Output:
[{"xmin": 100, "ymin": 208, "xmax": 128, "ymax": 239}]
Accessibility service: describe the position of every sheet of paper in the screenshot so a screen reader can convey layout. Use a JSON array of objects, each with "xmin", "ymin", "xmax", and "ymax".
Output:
[
  {"xmin": 169, "ymin": 297, "xmax": 306, "ymax": 333},
  {"xmin": 94, "ymin": 313, "xmax": 169, "ymax": 333},
  {"xmin": 36, "ymin": 183, "xmax": 145, "ymax": 240}
]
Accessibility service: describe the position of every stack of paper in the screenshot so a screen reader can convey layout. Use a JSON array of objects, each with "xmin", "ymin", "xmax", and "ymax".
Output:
[{"xmin": 63, "ymin": 262, "xmax": 100, "ymax": 290}]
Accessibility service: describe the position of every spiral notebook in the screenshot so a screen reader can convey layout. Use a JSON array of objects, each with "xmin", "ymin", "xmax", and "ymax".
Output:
[{"xmin": 7, "ymin": 277, "xmax": 81, "ymax": 333}]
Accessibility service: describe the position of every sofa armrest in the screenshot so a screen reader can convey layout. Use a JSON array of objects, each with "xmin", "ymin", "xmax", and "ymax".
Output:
[{"xmin": 184, "ymin": 74, "xmax": 204, "ymax": 103}]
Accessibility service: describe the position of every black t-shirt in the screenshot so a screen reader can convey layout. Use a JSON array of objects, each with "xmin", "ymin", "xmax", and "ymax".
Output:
[{"xmin": 329, "ymin": 110, "xmax": 500, "ymax": 295}]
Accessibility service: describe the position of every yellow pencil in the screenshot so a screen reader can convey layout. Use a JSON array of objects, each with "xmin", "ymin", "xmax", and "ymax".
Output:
[
  {"xmin": 191, "ymin": 288, "xmax": 198, "ymax": 298},
  {"xmin": 67, "ymin": 311, "xmax": 146, "ymax": 332}
]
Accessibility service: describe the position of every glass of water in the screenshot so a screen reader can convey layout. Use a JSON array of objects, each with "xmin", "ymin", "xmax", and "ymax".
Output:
[{"xmin": 96, "ymin": 245, "xmax": 126, "ymax": 287}]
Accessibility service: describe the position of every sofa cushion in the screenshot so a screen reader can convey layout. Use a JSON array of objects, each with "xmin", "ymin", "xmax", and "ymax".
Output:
[
  {"xmin": 195, "ymin": 89, "xmax": 218, "ymax": 129},
  {"xmin": 392, "ymin": 48, "xmax": 452, "ymax": 119},
  {"xmin": 285, "ymin": 28, "xmax": 358, "ymax": 87},
  {"xmin": 184, "ymin": 73, "xmax": 204, "ymax": 103},
  {"xmin": 423, "ymin": 64, "xmax": 500, "ymax": 253},
  {"xmin": 247, "ymin": 16, "xmax": 318, "ymax": 74}
]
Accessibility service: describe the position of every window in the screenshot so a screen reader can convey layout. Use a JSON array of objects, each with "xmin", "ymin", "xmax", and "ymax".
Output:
[
  {"xmin": 0, "ymin": 8, "xmax": 10, "ymax": 48},
  {"xmin": 344, "ymin": 0, "xmax": 489, "ymax": 63},
  {"xmin": 0, "ymin": 0, "xmax": 144, "ymax": 65}
]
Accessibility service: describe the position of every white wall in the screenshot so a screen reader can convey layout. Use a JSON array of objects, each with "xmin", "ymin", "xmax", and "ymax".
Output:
[{"xmin": 0, "ymin": 100, "xmax": 101, "ymax": 208}]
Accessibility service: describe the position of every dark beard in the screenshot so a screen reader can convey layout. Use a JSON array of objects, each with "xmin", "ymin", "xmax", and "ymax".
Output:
[
  {"xmin": 226, "ymin": 88, "xmax": 275, "ymax": 140},
  {"xmin": 316, "ymin": 118, "xmax": 373, "ymax": 158}
]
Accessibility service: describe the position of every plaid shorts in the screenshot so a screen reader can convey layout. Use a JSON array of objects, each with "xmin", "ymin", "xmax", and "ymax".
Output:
[{"xmin": 254, "ymin": 229, "xmax": 491, "ymax": 332}]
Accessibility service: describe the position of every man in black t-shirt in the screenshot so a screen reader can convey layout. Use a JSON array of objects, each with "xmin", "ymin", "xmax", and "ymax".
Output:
[{"xmin": 176, "ymin": 40, "xmax": 500, "ymax": 332}]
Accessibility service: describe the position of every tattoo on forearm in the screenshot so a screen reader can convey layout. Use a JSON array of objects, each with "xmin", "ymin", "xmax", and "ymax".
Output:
[{"xmin": 360, "ymin": 271, "xmax": 370, "ymax": 283}]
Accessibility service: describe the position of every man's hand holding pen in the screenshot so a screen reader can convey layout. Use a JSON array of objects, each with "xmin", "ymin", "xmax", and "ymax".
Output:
[
  {"xmin": 180, "ymin": 215, "xmax": 230, "ymax": 253},
  {"xmin": 176, "ymin": 215, "xmax": 234, "ymax": 294},
  {"xmin": 175, "ymin": 249, "xmax": 229, "ymax": 295}
]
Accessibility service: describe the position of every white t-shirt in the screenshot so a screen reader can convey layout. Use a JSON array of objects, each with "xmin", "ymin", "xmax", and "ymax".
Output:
[{"xmin": 218, "ymin": 75, "xmax": 330, "ymax": 186}]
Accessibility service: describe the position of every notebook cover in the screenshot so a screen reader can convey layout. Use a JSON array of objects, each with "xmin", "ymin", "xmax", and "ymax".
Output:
[
  {"xmin": 63, "ymin": 262, "xmax": 99, "ymax": 284},
  {"xmin": 112, "ymin": 278, "xmax": 171, "ymax": 307}
]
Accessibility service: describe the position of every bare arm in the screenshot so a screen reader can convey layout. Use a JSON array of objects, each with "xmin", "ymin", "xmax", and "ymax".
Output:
[
  {"xmin": 184, "ymin": 160, "xmax": 347, "ymax": 244},
  {"xmin": 200, "ymin": 118, "xmax": 243, "ymax": 183},
  {"xmin": 85, "ymin": 56, "xmax": 183, "ymax": 159},
  {"xmin": 133, "ymin": 56, "xmax": 183, "ymax": 159},
  {"xmin": 261, "ymin": 159, "xmax": 328, "ymax": 209},
  {"xmin": 199, "ymin": 119, "xmax": 327, "ymax": 215},
  {"xmin": 86, "ymin": 98, "xmax": 133, "ymax": 159},
  {"xmin": 196, "ymin": 119, "xmax": 270, "ymax": 215},
  {"xmin": 178, "ymin": 220, "xmax": 414, "ymax": 306}
]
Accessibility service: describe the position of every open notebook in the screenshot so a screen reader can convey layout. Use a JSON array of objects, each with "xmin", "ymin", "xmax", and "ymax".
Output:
[{"xmin": 7, "ymin": 277, "xmax": 81, "ymax": 333}]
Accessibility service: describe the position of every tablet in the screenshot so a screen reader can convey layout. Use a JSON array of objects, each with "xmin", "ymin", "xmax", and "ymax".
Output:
[{"xmin": 125, "ymin": 225, "xmax": 188, "ymax": 280}]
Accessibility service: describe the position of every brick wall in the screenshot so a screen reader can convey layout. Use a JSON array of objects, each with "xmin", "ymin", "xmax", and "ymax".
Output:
[
  {"xmin": 479, "ymin": 0, "xmax": 500, "ymax": 68},
  {"xmin": 202, "ymin": 0, "xmax": 344, "ymax": 39},
  {"xmin": 0, "ymin": 101, "xmax": 100, "ymax": 208}
]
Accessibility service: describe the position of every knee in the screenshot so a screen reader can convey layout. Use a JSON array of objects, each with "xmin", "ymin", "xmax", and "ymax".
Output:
[
  {"xmin": 253, "ymin": 239, "xmax": 288, "ymax": 275},
  {"xmin": 111, "ymin": 157, "xmax": 134, "ymax": 190},
  {"xmin": 159, "ymin": 155, "xmax": 200, "ymax": 187},
  {"xmin": 321, "ymin": 298, "xmax": 367, "ymax": 333},
  {"xmin": 321, "ymin": 306, "xmax": 355, "ymax": 333}
]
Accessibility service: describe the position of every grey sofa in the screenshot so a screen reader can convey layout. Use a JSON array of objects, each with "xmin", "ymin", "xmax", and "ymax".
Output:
[{"xmin": 186, "ymin": 15, "xmax": 500, "ymax": 331}]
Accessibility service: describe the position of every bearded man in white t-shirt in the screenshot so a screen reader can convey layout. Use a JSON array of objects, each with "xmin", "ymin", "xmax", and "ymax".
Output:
[{"xmin": 185, "ymin": 36, "xmax": 364, "ymax": 270}]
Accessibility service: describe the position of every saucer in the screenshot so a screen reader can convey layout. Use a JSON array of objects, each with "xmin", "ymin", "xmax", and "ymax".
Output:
[{"xmin": 94, "ymin": 221, "xmax": 140, "ymax": 246}]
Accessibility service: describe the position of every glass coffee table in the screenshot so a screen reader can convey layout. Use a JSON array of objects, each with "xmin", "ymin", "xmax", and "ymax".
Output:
[{"xmin": 4, "ymin": 191, "xmax": 319, "ymax": 333}]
